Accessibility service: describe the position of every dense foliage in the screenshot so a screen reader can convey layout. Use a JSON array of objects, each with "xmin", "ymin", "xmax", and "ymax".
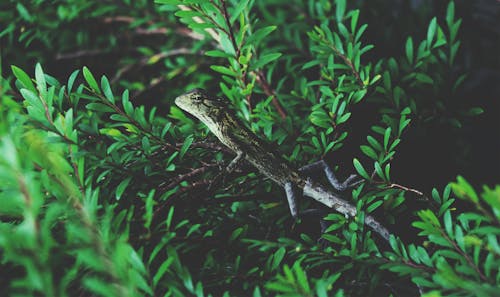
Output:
[{"xmin": 0, "ymin": 0, "xmax": 498, "ymax": 296}]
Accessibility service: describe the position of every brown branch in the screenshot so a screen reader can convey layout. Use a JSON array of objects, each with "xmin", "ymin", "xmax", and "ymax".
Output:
[
  {"xmin": 112, "ymin": 48, "xmax": 195, "ymax": 83},
  {"xmin": 133, "ymin": 27, "xmax": 168, "ymax": 35},
  {"xmin": 254, "ymin": 71, "xmax": 287, "ymax": 119},
  {"xmin": 326, "ymin": 42, "xmax": 364, "ymax": 87},
  {"xmin": 102, "ymin": 15, "xmax": 136, "ymax": 24},
  {"xmin": 177, "ymin": 141, "xmax": 232, "ymax": 154},
  {"xmin": 440, "ymin": 228, "xmax": 488, "ymax": 282},
  {"xmin": 386, "ymin": 183, "xmax": 424, "ymax": 197},
  {"xmin": 159, "ymin": 164, "xmax": 217, "ymax": 191},
  {"xmin": 55, "ymin": 49, "xmax": 112, "ymax": 60},
  {"xmin": 219, "ymin": 0, "xmax": 240, "ymax": 57}
]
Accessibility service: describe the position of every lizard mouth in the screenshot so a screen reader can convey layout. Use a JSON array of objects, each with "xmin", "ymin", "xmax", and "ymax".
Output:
[{"xmin": 174, "ymin": 95, "xmax": 187, "ymax": 111}]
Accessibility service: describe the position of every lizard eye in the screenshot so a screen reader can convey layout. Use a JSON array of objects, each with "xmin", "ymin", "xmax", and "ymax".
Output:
[{"xmin": 192, "ymin": 94, "xmax": 203, "ymax": 103}]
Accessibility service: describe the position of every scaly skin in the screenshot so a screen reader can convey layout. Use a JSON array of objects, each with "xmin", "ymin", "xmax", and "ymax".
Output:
[
  {"xmin": 175, "ymin": 89, "xmax": 303, "ymax": 187},
  {"xmin": 175, "ymin": 89, "xmax": 390, "ymax": 241}
]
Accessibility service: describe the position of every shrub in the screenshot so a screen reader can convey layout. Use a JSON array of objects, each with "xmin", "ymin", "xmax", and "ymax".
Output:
[{"xmin": 0, "ymin": 0, "xmax": 497, "ymax": 296}]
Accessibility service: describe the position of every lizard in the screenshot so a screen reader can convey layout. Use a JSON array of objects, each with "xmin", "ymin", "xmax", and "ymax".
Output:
[{"xmin": 175, "ymin": 88, "xmax": 391, "ymax": 242}]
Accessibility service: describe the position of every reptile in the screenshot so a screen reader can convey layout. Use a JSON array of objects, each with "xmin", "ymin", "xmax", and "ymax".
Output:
[{"xmin": 175, "ymin": 89, "xmax": 390, "ymax": 242}]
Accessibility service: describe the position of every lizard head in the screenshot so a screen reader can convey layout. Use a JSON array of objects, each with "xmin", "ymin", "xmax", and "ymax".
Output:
[{"xmin": 175, "ymin": 88, "xmax": 229, "ymax": 126}]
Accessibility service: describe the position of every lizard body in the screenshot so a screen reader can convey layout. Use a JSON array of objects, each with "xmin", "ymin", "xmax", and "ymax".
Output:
[{"xmin": 175, "ymin": 89, "xmax": 390, "ymax": 241}]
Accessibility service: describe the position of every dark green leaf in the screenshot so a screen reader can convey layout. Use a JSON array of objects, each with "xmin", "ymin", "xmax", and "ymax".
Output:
[
  {"xmin": 427, "ymin": 17, "xmax": 437, "ymax": 48},
  {"xmin": 83, "ymin": 66, "xmax": 100, "ymax": 93},
  {"xmin": 116, "ymin": 177, "xmax": 132, "ymax": 200},
  {"xmin": 101, "ymin": 76, "xmax": 114, "ymax": 103},
  {"xmin": 12, "ymin": 65, "xmax": 36, "ymax": 92},
  {"xmin": 353, "ymin": 158, "xmax": 370, "ymax": 179}
]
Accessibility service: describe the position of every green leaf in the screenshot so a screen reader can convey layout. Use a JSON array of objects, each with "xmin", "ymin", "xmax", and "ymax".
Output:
[
  {"xmin": 383, "ymin": 127, "xmax": 391, "ymax": 150},
  {"xmin": 353, "ymin": 158, "xmax": 370, "ymax": 179},
  {"xmin": 11, "ymin": 65, "xmax": 36, "ymax": 92},
  {"xmin": 188, "ymin": 22, "xmax": 215, "ymax": 30},
  {"xmin": 153, "ymin": 258, "xmax": 174, "ymax": 287},
  {"xmin": 230, "ymin": 0, "xmax": 249, "ymax": 23},
  {"xmin": 367, "ymin": 136, "xmax": 383, "ymax": 151},
  {"xmin": 16, "ymin": 3, "xmax": 32, "ymax": 22},
  {"xmin": 466, "ymin": 107, "xmax": 483, "ymax": 116},
  {"xmin": 384, "ymin": 163, "xmax": 391, "ymax": 180},
  {"xmin": 86, "ymin": 103, "xmax": 114, "ymax": 113},
  {"xmin": 367, "ymin": 200, "xmax": 383, "ymax": 213},
  {"xmin": 446, "ymin": 1, "xmax": 455, "ymax": 26},
  {"xmin": 294, "ymin": 264, "xmax": 311, "ymax": 293},
  {"xmin": 253, "ymin": 286, "xmax": 263, "ymax": 297},
  {"xmin": 451, "ymin": 176, "xmax": 479, "ymax": 203},
  {"xmin": 350, "ymin": 9, "xmax": 359, "ymax": 32},
  {"xmin": 271, "ymin": 247, "xmax": 286, "ymax": 270},
  {"xmin": 219, "ymin": 33, "xmax": 236, "ymax": 55},
  {"xmin": 427, "ymin": 17, "xmax": 437, "ymax": 48},
  {"xmin": 20, "ymin": 88, "xmax": 43, "ymax": 109},
  {"xmin": 444, "ymin": 211, "xmax": 452, "ymax": 236},
  {"xmin": 83, "ymin": 66, "xmax": 100, "ymax": 94},
  {"xmin": 360, "ymin": 145, "xmax": 377, "ymax": 160},
  {"xmin": 335, "ymin": 0, "xmax": 346, "ymax": 21},
  {"xmin": 351, "ymin": 89, "xmax": 366, "ymax": 103},
  {"xmin": 301, "ymin": 60, "xmax": 321, "ymax": 70},
  {"xmin": 116, "ymin": 177, "xmax": 132, "ymax": 200},
  {"xmin": 210, "ymin": 65, "xmax": 238, "ymax": 77},
  {"xmin": 154, "ymin": 0, "xmax": 181, "ymax": 4},
  {"xmin": 174, "ymin": 10, "xmax": 199, "ymax": 18},
  {"xmin": 35, "ymin": 63, "xmax": 47, "ymax": 98},
  {"xmin": 415, "ymin": 73, "xmax": 433, "ymax": 84},
  {"xmin": 180, "ymin": 135, "xmax": 193, "ymax": 158},
  {"xmin": 337, "ymin": 112, "xmax": 351, "ymax": 124},
  {"xmin": 252, "ymin": 53, "xmax": 282, "ymax": 70},
  {"xmin": 405, "ymin": 37, "xmax": 413, "ymax": 64},
  {"xmin": 229, "ymin": 227, "xmax": 244, "ymax": 242},
  {"xmin": 100, "ymin": 76, "xmax": 114, "ymax": 103},
  {"xmin": 374, "ymin": 162, "xmax": 384, "ymax": 180},
  {"xmin": 246, "ymin": 26, "xmax": 276, "ymax": 45},
  {"xmin": 205, "ymin": 50, "xmax": 232, "ymax": 58},
  {"xmin": 67, "ymin": 69, "xmax": 80, "ymax": 94},
  {"xmin": 265, "ymin": 281, "xmax": 295, "ymax": 293}
]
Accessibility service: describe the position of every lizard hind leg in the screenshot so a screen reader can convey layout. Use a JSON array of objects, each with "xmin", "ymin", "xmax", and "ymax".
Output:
[
  {"xmin": 284, "ymin": 183, "xmax": 336, "ymax": 247},
  {"xmin": 299, "ymin": 160, "xmax": 361, "ymax": 191}
]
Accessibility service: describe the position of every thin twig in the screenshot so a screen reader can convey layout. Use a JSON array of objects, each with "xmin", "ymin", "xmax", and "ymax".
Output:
[
  {"xmin": 178, "ymin": 141, "xmax": 233, "ymax": 154},
  {"xmin": 219, "ymin": 0, "xmax": 240, "ymax": 57},
  {"xmin": 387, "ymin": 183, "xmax": 424, "ymax": 197},
  {"xmin": 159, "ymin": 164, "xmax": 217, "ymax": 191},
  {"xmin": 321, "ymin": 36, "xmax": 364, "ymax": 87},
  {"xmin": 254, "ymin": 71, "xmax": 287, "ymax": 119},
  {"xmin": 55, "ymin": 49, "xmax": 112, "ymax": 60},
  {"xmin": 113, "ymin": 48, "xmax": 196, "ymax": 83}
]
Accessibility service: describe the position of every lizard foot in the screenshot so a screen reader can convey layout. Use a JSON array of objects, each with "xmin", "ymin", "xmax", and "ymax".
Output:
[{"xmin": 300, "ymin": 160, "xmax": 362, "ymax": 191}]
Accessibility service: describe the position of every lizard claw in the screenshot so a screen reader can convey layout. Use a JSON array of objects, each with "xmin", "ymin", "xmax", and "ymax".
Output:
[{"xmin": 344, "ymin": 174, "xmax": 362, "ymax": 188}]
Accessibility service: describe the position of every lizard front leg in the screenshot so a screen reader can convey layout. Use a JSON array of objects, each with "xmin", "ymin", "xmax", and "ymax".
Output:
[
  {"xmin": 208, "ymin": 151, "xmax": 245, "ymax": 191},
  {"xmin": 300, "ymin": 160, "xmax": 361, "ymax": 191},
  {"xmin": 226, "ymin": 151, "xmax": 245, "ymax": 173}
]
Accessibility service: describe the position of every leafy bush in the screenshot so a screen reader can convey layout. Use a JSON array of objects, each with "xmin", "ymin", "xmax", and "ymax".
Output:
[{"xmin": 0, "ymin": 0, "xmax": 498, "ymax": 296}]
